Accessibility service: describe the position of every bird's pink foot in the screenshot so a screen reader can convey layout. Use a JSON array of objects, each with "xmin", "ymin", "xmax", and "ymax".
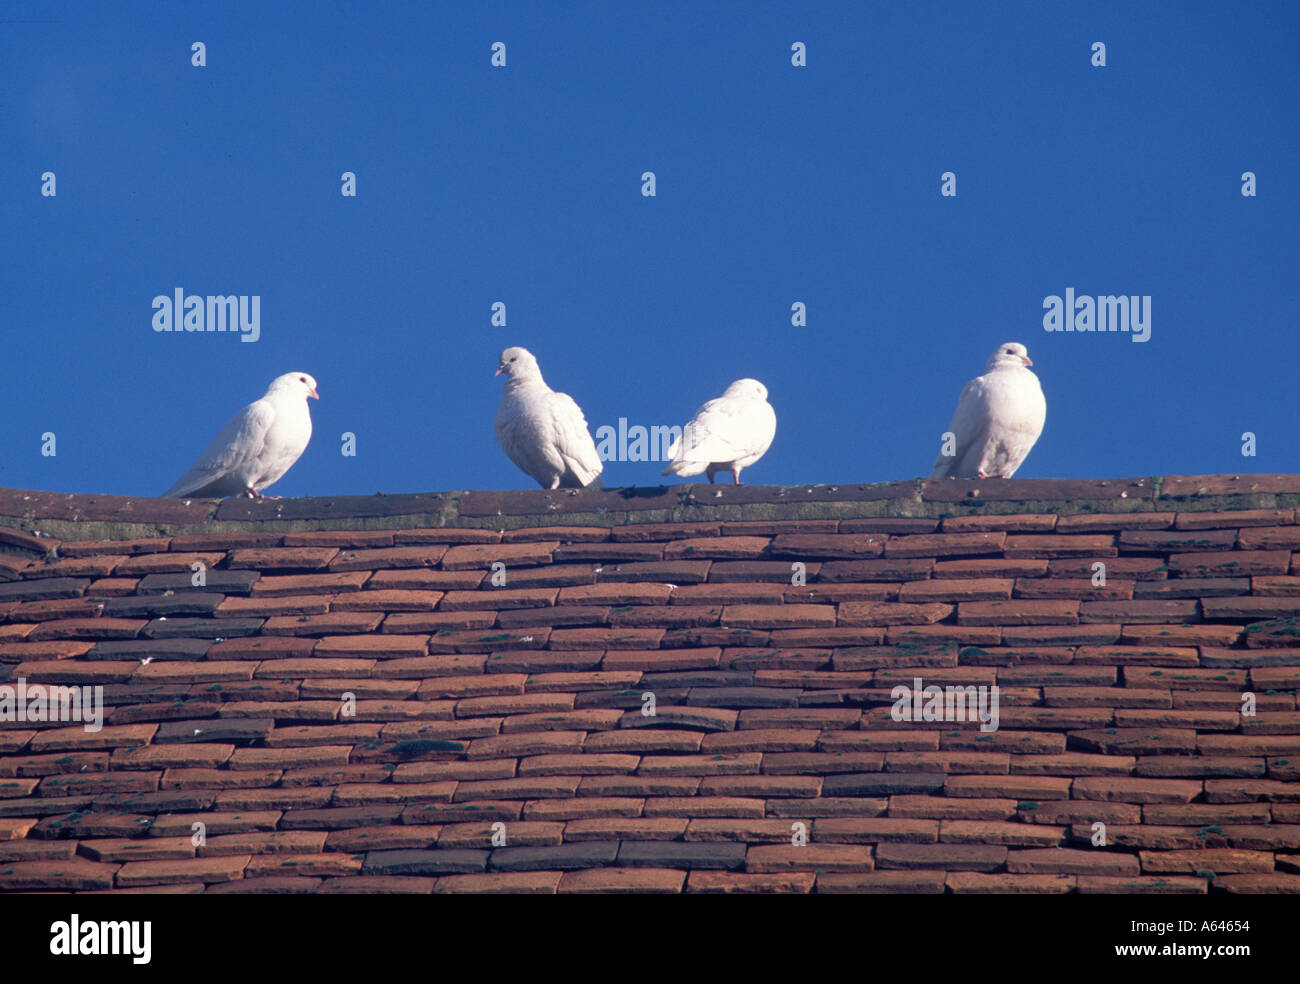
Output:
[
  {"xmin": 732, "ymin": 469, "xmax": 741, "ymax": 485},
  {"xmin": 977, "ymin": 470, "xmax": 988, "ymax": 479}
]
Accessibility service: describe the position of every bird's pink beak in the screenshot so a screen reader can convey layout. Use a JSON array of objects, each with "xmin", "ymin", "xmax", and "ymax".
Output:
[
  {"xmin": 308, "ymin": 387, "xmax": 320, "ymax": 399},
  {"xmin": 494, "ymin": 366, "xmax": 504, "ymax": 376},
  {"xmin": 1021, "ymin": 356, "xmax": 1033, "ymax": 367}
]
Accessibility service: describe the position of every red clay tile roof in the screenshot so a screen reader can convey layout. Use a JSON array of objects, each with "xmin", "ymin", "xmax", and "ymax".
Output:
[{"xmin": 2, "ymin": 475, "xmax": 1299, "ymax": 894}]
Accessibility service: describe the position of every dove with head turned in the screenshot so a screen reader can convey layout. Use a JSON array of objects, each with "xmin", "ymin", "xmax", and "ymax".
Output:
[
  {"xmin": 163, "ymin": 371, "xmax": 319, "ymax": 498},
  {"xmin": 662, "ymin": 378, "xmax": 776, "ymax": 485},
  {"xmin": 931, "ymin": 342, "xmax": 1046, "ymax": 479},
  {"xmin": 494, "ymin": 347, "xmax": 604, "ymax": 490}
]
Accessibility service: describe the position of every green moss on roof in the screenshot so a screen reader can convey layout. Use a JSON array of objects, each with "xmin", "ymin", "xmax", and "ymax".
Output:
[{"xmin": 4, "ymin": 475, "xmax": 1300, "ymax": 541}]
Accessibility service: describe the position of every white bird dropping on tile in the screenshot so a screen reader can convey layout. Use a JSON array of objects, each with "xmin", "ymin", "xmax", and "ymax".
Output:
[
  {"xmin": 494, "ymin": 347, "xmax": 604, "ymax": 489},
  {"xmin": 662, "ymin": 378, "xmax": 776, "ymax": 485},
  {"xmin": 163, "ymin": 372, "xmax": 319, "ymax": 498},
  {"xmin": 931, "ymin": 342, "xmax": 1046, "ymax": 479}
]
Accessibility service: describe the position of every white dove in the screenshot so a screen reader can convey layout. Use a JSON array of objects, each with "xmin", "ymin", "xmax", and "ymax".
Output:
[
  {"xmin": 931, "ymin": 342, "xmax": 1046, "ymax": 479},
  {"xmin": 494, "ymin": 347, "xmax": 603, "ymax": 489},
  {"xmin": 662, "ymin": 378, "xmax": 776, "ymax": 485},
  {"xmin": 163, "ymin": 372, "xmax": 318, "ymax": 498}
]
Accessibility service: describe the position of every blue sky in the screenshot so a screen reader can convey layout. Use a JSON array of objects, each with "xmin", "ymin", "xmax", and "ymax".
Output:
[{"xmin": 3, "ymin": 1, "xmax": 1296, "ymax": 498}]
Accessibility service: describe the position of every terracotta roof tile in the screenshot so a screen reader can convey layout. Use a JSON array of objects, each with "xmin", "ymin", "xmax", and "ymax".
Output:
[
  {"xmin": 368, "ymin": 570, "xmax": 485, "ymax": 592},
  {"xmin": 1056, "ymin": 513, "xmax": 1174, "ymax": 534},
  {"xmin": 1175, "ymin": 508, "xmax": 1293, "ymax": 530},
  {"xmin": 442, "ymin": 543, "xmax": 555, "ymax": 571},
  {"xmin": 477, "ymin": 651, "xmax": 595, "ymax": 676},
  {"xmin": 329, "ymin": 546, "xmax": 449, "ymax": 572},
  {"xmin": 28, "ymin": 617, "xmax": 146, "ymax": 641},
  {"xmin": 557, "ymin": 583, "xmax": 671, "ymax": 606},
  {"xmin": 25, "ymin": 555, "xmax": 129, "ymax": 579},
  {"xmin": 114, "ymin": 552, "xmax": 228, "ymax": 576},
  {"xmin": 876, "ymin": 843, "xmax": 1005, "ymax": 871},
  {"xmin": 0, "ymin": 577, "xmax": 90, "ymax": 602},
  {"xmin": 522, "ymin": 798, "xmax": 643, "ymax": 821},
  {"xmin": 394, "ymin": 529, "xmax": 501, "ymax": 545},
  {"xmin": 662, "ymin": 536, "xmax": 771, "ymax": 560},
  {"xmin": 886, "ymin": 533, "xmax": 1006, "ymax": 559},
  {"xmin": 559, "ymin": 867, "xmax": 684, "ymax": 893},
  {"xmin": 643, "ymin": 796, "xmax": 764, "ymax": 819},
  {"xmin": 430, "ymin": 871, "xmax": 554, "ymax": 893},
  {"xmin": 958, "ymin": 600, "xmax": 1078, "ymax": 625},
  {"xmin": 818, "ymin": 558, "xmax": 933, "ymax": 583},
  {"xmin": 722, "ymin": 604, "xmax": 835, "ymax": 629},
  {"xmin": 0, "ymin": 526, "xmax": 60, "ymax": 553},
  {"xmin": 419, "ymin": 628, "xmax": 533, "ymax": 653},
  {"xmin": 2, "ymin": 476, "xmax": 1298, "ymax": 893},
  {"xmin": 0, "ymin": 859, "xmax": 119, "ymax": 891},
  {"xmin": 815, "ymin": 870, "xmax": 944, "ymax": 893},
  {"xmin": 491, "ymin": 606, "xmax": 603, "ymax": 630},
  {"xmin": 388, "ymin": 612, "xmax": 495, "ymax": 634}
]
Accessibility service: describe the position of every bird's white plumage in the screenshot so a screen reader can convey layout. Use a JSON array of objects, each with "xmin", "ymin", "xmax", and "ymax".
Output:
[
  {"xmin": 663, "ymin": 378, "xmax": 776, "ymax": 484},
  {"xmin": 931, "ymin": 343, "xmax": 1046, "ymax": 479},
  {"xmin": 494, "ymin": 347, "xmax": 603, "ymax": 490},
  {"xmin": 164, "ymin": 372, "xmax": 318, "ymax": 498}
]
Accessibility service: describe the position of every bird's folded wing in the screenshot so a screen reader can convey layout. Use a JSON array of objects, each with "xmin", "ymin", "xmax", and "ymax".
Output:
[
  {"xmin": 549, "ymin": 392, "xmax": 603, "ymax": 481},
  {"xmin": 164, "ymin": 400, "xmax": 276, "ymax": 496},
  {"xmin": 673, "ymin": 397, "xmax": 762, "ymax": 464},
  {"xmin": 494, "ymin": 413, "xmax": 550, "ymax": 486},
  {"xmin": 932, "ymin": 378, "xmax": 990, "ymax": 477}
]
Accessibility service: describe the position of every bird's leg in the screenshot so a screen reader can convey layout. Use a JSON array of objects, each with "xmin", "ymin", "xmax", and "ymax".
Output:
[
  {"xmin": 732, "ymin": 467, "xmax": 742, "ymax": 486},
  {"xmin": 245, "ymin": 487, "xmax": 260, "ymax": 498}
]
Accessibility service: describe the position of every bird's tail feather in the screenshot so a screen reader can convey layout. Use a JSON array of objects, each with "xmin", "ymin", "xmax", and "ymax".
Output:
[{"xmin": 663, "ymin": 459, "xmax": 704, "ymax": 477}]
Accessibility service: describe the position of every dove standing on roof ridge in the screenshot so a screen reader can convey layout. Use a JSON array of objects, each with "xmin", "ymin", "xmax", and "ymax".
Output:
[
  {"xmin": 163, "ymin": 371, "xmax": 319, "ymax": 498},
  {"xmin": 493, "ymin": 347, "xmax": 604, "ymax": 490},
  {"xmin": 662, "ymin": 378, "xmax": 777, "ymax": 485},
  {"xmin": 931, "ymin": 342, "xmax": 1046, "ymax": 480}
]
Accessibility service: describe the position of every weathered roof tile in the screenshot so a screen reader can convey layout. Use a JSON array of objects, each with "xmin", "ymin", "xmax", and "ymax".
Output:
[{"xmin": 1, "ymin": 476, "xmax": 1297, "ymax": 892}]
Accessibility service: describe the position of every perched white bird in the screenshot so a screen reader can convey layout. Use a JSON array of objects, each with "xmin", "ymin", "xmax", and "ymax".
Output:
[
  {"xmin": 494, "ymin": 347, "xmax": 603, "ymax": 490},
  {"xmin": 662, "ymin": 379, "xmax": 777, "ymax": 485},
  {"xmin": 931, "ymin": 342, "xmax": 1046, "ymax": 479},
  {"xmin": 163, "ymin": 372, "xmax": 319, "ymax": 498}
]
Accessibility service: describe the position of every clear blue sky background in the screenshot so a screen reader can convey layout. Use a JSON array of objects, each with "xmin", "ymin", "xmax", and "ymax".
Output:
[{"xmin": 3, "ymin": 1, "xmax": 1296, "ymax": 498}]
